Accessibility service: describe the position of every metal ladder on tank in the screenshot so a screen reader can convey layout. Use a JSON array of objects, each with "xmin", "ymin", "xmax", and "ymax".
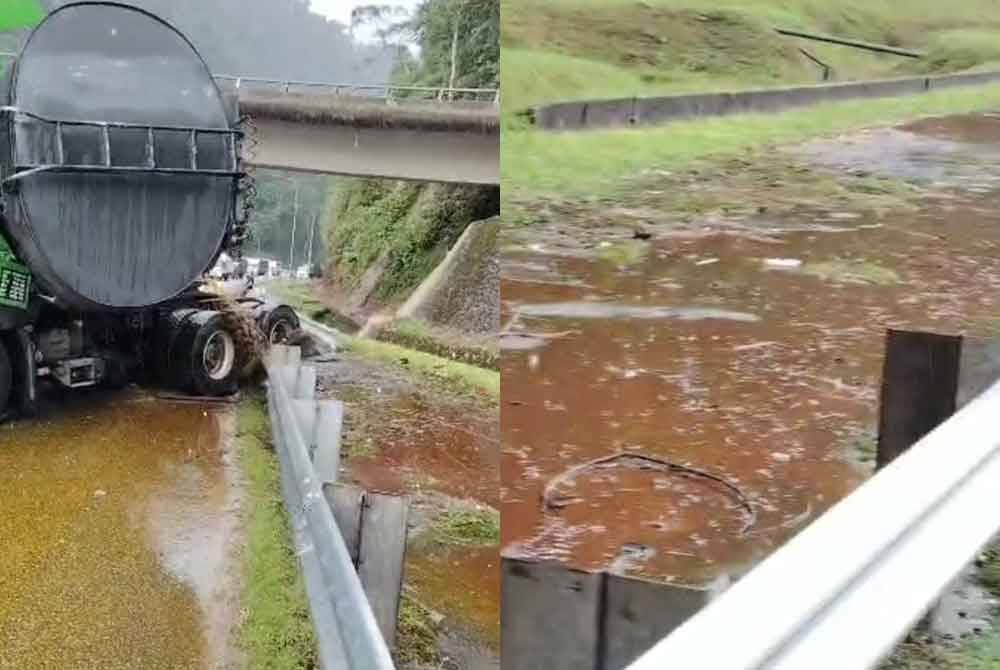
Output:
[{"xmin": 0, "ymin": 106, "xmax": 244, "ymax": 184}]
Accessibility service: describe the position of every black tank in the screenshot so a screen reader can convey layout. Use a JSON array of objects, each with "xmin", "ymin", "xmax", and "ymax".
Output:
[{"xmin": 0, "ymin": 1, "xmax": 240, "ymax": 311}]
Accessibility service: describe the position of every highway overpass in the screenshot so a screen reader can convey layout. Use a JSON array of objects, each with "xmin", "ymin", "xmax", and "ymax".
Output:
[{"xmin": 227, "ymin": 79, "xmax": 499, "ymax": 185}]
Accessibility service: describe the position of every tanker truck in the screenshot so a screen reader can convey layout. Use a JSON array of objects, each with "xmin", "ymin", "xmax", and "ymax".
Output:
[{"xmin": 0, "ymin": 2, "xmax": 300, "ymax": 418}]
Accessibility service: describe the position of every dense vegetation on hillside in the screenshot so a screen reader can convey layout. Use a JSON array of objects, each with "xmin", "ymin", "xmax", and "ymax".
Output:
[{"xmin": 326, "ymin": 0, "xmax": 500, "ymax": 310}]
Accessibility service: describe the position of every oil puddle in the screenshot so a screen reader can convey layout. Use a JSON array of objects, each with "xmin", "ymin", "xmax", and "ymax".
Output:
[
  {"xmin": 0, "ymin": 391, "xmax": 242, "ymax": 669},
  {"xmin": 503, "ymin": 190, "xmax": 1000, "ymax": 585}
]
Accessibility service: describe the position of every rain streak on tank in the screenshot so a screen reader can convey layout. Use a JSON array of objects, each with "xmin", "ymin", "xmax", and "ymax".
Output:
[{"xmin": 0, "ymin": 1, "xmax": 240, "ymax": 311}]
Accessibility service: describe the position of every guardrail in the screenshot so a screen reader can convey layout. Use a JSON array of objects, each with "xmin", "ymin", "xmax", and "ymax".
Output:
[
  {"xmin": 266, "ymin": 344, "xmax": 396, "ymax": 670},
  {"xmin": 626, "ymin": 330, "xmax": 1000, "ymax": 670}
]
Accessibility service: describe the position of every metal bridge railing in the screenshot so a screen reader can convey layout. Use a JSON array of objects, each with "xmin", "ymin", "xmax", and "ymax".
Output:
[
  {"xmin": 215, "ymin": 74, "xmax": 499, "ymax": 104},
  {"xmin": 626, "ymin": 376, "xmax": 1000, "ymax": 670},
  {"xmin": 0, "ymin": 52, "xmax": 499, "ymax": 105},
  {"xmin": 267, "ymin": 344, "xmax": 395, "ymax": 670}
]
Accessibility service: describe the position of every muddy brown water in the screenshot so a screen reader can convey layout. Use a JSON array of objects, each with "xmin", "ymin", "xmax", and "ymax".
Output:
[
  {"xmin": 502, "ymin": 114, "xmax": 1000, "ymax": 585},
  {"xmin": 0, "ymin": 391, "xmax": 242, "ymax": 669},
  {"xmin": 348, "ymin": 393, "xmax": 500, "ymax": 509}
]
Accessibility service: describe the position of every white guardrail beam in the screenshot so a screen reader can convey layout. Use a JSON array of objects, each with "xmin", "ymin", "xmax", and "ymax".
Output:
[
  {"xmin": 267, "ymin": 344, "xmax": 395, "ymax": 670},
  {"xmin": 628, "ymin": 378, "xmax": 1000, "ymax": 670}
]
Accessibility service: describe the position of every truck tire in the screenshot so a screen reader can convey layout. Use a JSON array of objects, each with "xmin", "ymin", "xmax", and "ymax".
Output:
[
  {"xmin": 264, "ymin": 305, "xmax": 300, "ymax": 345},
  {"xmin": 157, "ymin": 308, "xmax": 200, "ymax": 387},
  {"xmin": 0, "ymin": 341, "xmax": 11, "ymax": 416},
  {"xmin": 172, "ymin": 311, "xmax": 239, "ymax": 396}
]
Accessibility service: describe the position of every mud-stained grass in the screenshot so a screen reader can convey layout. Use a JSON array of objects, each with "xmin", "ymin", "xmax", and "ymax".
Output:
[
  {"xmin": 395, "ymin": 594, "xmax": 443, "ymax": 667},
  {"xmin": 505, "ymin": 151, "xmax": 921, "ymax": 232},
  {"xmin": 346, "ymin": 336, "xmax": 500, "ymax": 399},
  {"xmin": 802, "ymin": 259, "xmax": 902, "ymax": 286},
  {"xmin": 417, "ymin": 507, "xmax": 501, "ymax": 550},
  {"xmin": 881, "ymin": 546, "xmax": 1000, "ymax": 669},
  {"xmin": 376, "ymin": 318, "xmax": 500, "ymax": 370},
  {"xmin": 237, "ymin": 397, "xmax": 318, "ymax": 669}
]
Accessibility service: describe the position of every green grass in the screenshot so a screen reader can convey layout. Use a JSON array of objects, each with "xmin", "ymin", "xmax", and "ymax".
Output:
[
  {"xmin": 238, "ymin": 397, "xmax": 318, "ymax": 669},
  {"xmin": 0, "ymin": 0, "xmax": 43, "ymax": 31},
  {"xmin": 503, "ymin": 83, "xmax": 1000, "ymax": 198},
  {"xmin": 503, "ymin": 0, "xmax": 1000, "ymax": 111},
  {"xmin": 346, "ymin": 336, "xmax": 500, "ymax": 399},
  {"xmin": 415, "ymin": 508, "xmax": 501, "ymax": 550},
  {"xmin": 395, "ymin": 594, "xmax": 442, "ymax": 666},
  {"xmin": 911, "ymin": 29, "xmax": 1000, "ymax": 74}
]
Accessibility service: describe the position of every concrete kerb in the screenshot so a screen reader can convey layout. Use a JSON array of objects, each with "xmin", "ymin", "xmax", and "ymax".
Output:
[{"xmin": 533, "ymin": 70, "xmax": 1000, "ymax": 131}]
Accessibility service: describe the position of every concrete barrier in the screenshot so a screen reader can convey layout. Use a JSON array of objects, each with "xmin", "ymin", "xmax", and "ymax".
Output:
[{"xmin": 535, "ymin": 71, "xmax": 1000, "ymax": 131}]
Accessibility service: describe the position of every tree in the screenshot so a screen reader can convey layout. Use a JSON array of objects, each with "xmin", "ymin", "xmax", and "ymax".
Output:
[{"xmin": 404, "ymin": 0, "xmax": 499, "ymax": 89}]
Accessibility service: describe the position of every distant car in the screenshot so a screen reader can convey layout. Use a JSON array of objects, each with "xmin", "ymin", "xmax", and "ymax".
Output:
[
  {"xmin": 295, "ymin": 265, "xmax": 310, "ymax": 280},
  {"xmin": 309, "ymin": 263, "xmax": 323, "ymax": 279}
]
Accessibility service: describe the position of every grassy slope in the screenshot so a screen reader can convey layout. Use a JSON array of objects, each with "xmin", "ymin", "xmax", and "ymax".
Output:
[
  {"xmin": 502, "ymin": 0, "xmax": 1000, "ymax": 200},
  {"xmin": 503, "ymin": 0, "xmax": 1000, "ymax": 112},
  {"xmin": 238, "ymin": 398, "xmax": 317, "ymax": 669},
  {"xmin": 504, "ymin": 83, "xmax": 1000, "ymax": 198}
]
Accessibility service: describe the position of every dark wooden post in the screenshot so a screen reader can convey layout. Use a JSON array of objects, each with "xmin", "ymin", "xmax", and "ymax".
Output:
[{"xmin": 876, "ymin": 329, "xmax": 962, "ymax": 469}]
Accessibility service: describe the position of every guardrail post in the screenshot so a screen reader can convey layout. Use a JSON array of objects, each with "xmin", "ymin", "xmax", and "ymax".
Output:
[
  {"xmin": 876, "ymin": 330, "xmax": 962, "ymax": 468},
  {"xmin": 314, "ymin": 400, "xmax": 344, "ymax": 483},
  {"xmin": 502, "ymin": 556, "xmax": 711, "ymax": 670},
  {"xmin": 877, "ymin": 330, "xmax": 1000, "ymax": 468}
]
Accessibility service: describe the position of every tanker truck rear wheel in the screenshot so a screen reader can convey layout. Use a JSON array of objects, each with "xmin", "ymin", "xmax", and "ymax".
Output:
[
  {"xmin": 265, "ymin": 306, "xmax": 300, "ymax": 345},
  {"xmin": 171, "ymin": 311, "xmax": 239, "ymax": 396},
  {"xmin": 0, "ymin": 341, "xmax": 11, "ymax": 417}
]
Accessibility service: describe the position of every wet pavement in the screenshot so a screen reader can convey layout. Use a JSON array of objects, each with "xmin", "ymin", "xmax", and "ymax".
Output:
[
  {"xmin": 0, "ymin": 390, "xmax": 243, "ymax": 669},
  {"xmin": 502, "ymin": 113, "xmax": 1000, "ymax": 585}
]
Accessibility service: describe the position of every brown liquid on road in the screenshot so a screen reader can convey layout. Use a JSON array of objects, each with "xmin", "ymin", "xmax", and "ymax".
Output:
[{"xmin": 0, "ymin": 391, "xmax": 243, "ymax": 669}]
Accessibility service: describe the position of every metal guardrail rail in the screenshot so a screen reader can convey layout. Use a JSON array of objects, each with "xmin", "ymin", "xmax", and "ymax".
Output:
[
  {"xmin": 266, "ymin": 344, "xmax": 395, "ymax": 670},
  {"xmin": 627, "ymin": 378, "xmax": 1000, "ymax": 670}
]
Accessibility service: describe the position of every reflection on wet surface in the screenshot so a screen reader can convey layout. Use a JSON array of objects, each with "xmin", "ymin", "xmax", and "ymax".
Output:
[
  {"xmin": 503, "ymin": 114, "xmax": 1000, "ymax": 584},
  {"xmin": 0, "ymin": 391, "xmax": 241, "ymax": 669}
]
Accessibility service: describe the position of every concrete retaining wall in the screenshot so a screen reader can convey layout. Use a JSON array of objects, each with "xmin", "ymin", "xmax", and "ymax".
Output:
[{"xmin": 535, "ymin": 70, "xmax": 1000, "ymax": 131}]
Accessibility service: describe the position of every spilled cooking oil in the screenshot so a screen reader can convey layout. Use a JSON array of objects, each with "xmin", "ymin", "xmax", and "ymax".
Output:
[{"xmin": 0, "ymin": 390, "xmax": 242, "ymax": 669}]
